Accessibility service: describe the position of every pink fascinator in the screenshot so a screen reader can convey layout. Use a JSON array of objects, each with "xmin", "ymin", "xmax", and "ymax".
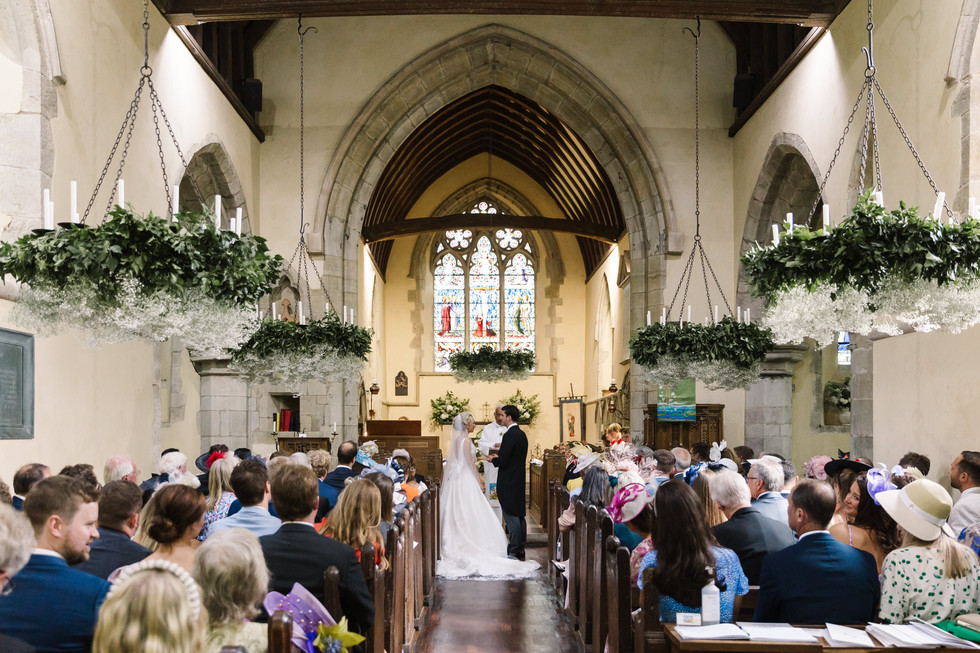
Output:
[
  {"xmin": 803, "ymin": 455, "xmax": 833, "ymax": 480},
  {"xmin": 264, "ymin": 583, "xmax": 336, "ymax": 652},
  {"xmin": 607, "ymin": 482, "xmax": 652, "ymax": 524}
]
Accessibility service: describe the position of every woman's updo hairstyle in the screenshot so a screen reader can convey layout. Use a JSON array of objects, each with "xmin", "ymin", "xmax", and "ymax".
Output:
[{"xmin": 148, "ymin": 484, "xmax": 206, "ymax": 544}]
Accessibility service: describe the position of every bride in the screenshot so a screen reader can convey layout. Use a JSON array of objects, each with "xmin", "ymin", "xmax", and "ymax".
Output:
[{"xmin": 436, "ymin": 412, "xmax": 539, "ymax": 579}]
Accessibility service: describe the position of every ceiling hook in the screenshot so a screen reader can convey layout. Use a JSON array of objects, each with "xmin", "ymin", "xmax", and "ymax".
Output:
[
  {"xmin": 297, "ymin": 15, "xmax": 318, "ymax": 38},
  {"xmin": 682, "ymin": 16, "xmax": 701, "ymax": 40}
]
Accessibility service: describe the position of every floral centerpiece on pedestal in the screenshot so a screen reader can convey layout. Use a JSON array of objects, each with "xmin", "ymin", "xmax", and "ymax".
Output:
[
  {"xmin": 825, "ymin": 377, "xmax": 851, "ymax": 415},
  {"xmin": 229, "ymin": 312, "xmax": 372, "ymax": 387},
  {"xmin": 448, "ymin": 345, "xmax": 534, "ymax": 383},
  {"xmin": 0, "ymin": 208, "xmax": 282, "ymax": 355},
  {"xmin": 741, "ymin": 191, "xmax": 980, "ymax": 345},
  {"xmin": 430, "ymin": 390, "xmax": 470, "ymax": 427},
  {"xmin": 500, "ymin": 389, "xmax": 540, "ymax": 426},
  {"xmin": 629, "ymin": 316, "xmax": 775, "ymax": 391}
]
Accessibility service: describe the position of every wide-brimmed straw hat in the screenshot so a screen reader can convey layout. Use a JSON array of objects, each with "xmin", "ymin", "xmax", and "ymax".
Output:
[
  {"xmin": 876, "ymin": 478, "xmax": 956, "ymax": 541},
  {"xmin": 573, "ymin": 451, "xmax": 600, "ymax": 473}
]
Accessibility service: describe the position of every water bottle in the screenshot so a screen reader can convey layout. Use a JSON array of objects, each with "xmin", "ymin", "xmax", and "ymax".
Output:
[{"xmin": 701, "ymin": 565, "xmax": 720, "ymax": 626}]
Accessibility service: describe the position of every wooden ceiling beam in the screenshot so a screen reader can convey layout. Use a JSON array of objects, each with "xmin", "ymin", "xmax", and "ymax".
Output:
[
  {"xmin": 362, "ymin": 214, "xmax": 621, "ymax": 244},
  {"xmin": 152, "ymin": 0, "xmax": 846, "ymax": 27}
]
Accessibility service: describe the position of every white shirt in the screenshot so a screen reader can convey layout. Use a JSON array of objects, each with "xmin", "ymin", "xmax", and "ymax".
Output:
[
  {"xmin": 949, "ymin": 487, "xmax": 980, "ymax": 534},
  {"xmin": 478, "ymin": 421, "xmax": 508, "ymax": 456}
]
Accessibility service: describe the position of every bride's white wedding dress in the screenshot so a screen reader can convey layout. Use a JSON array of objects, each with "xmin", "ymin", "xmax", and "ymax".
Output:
[{"xmin": 436, "ymin": 415, "xmax": 539, "ymax": 580}]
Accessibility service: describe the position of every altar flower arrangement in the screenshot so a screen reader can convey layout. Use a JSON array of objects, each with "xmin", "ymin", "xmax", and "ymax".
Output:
[
  {"xmin": 741, "ymin": 191, "xmax": 980, "ymax": 345},
  {"xmin": 229, "ymin": 312, "xmax": 372, "ymax": 387},
  {"xmin": 0, "ymin": 208, "xmax": 282, "ymax": 355},
  {"xmin": 629, "ymin": 316, "xmax": 775, "ymax": 391},
  {"xmin": 448, "ymin": 345, "xmax": 534, "ymax": 383},
  {"xmin": 429, "ymin": 390, "xmax": 470, "ymax": 426},
  {"xmin": 500, "ymin": 389, "xmax": 540, "ymax": 426}
]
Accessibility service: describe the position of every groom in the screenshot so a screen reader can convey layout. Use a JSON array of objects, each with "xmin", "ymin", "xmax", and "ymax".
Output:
[{"xmin": 488, "ymin": 404, "xmax": 528, "ymax": 560}]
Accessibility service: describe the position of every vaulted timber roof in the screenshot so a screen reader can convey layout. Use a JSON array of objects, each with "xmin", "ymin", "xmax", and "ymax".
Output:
[{"xmin": 361, "ymin": 85, "xmax": 624, "ymax": 277}]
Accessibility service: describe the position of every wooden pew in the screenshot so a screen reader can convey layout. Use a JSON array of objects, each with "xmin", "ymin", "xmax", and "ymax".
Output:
[
  {"xmin": 385, "ymin": 519, "xmax": 406, "ymax": 653},
  {"xmin": 567, "ymin": 501, "xmax": 585, "ymax": 630},
  {"xmin": 267, "ymin": 610, "xmax": 293, "ymax": 653},
  {"xmin": 591, "ymin": 510, "xmax": 614, "ymax": 652},
  {"xmin": 577, "ymin": 505, "xmax": 599, "ymax": 651},
  {"xmin": 738, "ymin": 585, "xmax": 759, "ymax": 622},
  {"xmin": 359, "ymin": 543, "xmax": 386, "ymax": 653},
  {"xmin": 604, "ymin": 536, "xmax": 632, "ymax": 653},
  {"xmin": 634, "ymin": 567, "xmax": 667, "ymax": 653},
  {"xmin": 323, "ymin": 566, "xmax": 342, "ymax": 624}
]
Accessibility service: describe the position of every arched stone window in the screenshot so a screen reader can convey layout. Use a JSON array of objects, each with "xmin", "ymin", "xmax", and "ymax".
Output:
[{"xmin": 432, "ymin": 202, "xmax": 535, "ymax": 371}]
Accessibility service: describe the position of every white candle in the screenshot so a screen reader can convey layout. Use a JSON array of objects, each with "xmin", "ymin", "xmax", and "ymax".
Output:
[
  {"xmin": 272, "ymin": 301, "xmax": 278, "ymax": 321},
  {"xmin": 971, "ymin": 197, "xmax": 977, "ymax": 221},
  {"xmin": 117, "ymin": 179, "xmax": 125, "ymax": 207},
  {"xmin": 173, "ymin": 184, "xmax": 180, "ymax": 220},
  {"xmin": 687, "ymin": 305, "xmax": 692, "ymax": 323},
  {"xmin": 737, "ymin": 306, "xmax": 742, "ymax": 322},
  {"xmin": 932, "ymin": 192, "xmax": 945, "ymax": 222},
  {"xmin": 255, "ymin": 303, "xmax": 259, "ymax": 318},
  {"xmin": 214, "ymin": 195, "xmax": 222, "ymax": 229},
  {"xmin": 333, "ymin": 422, "xmax": 337, "ymax": 433},
  {"xmin": 298, "ymin": 300, "xmax": 304, "ymax": 325},
  {"xmin": 235, "ymin": 208, "xmax": 243, "ymax": 235},
  {"xmin": 351, "ymin": 309, "xmax": 355, "ymax": 324},
  {"xmin": 745, "ymin": 307, "xmax": 751, "ymax": 323},
  {"xmin": 772, "ymin": 224, "xmax": 780, "ymax": 246},
  {"xmin": 823, "ymin": 204, "xmax": 831, "ymax": 230},
  {"xmin": 70, "ymin": 180, "xmax": 77, "ymax": 220},
  {"xmin": 42, "ymin": 189, "xmax": 51, "ymax": 229},
  {"xmin": 646, "ymin": 311, "xmax": 651, "ymax": 326},
  {"xmin": 875, "ymin": 190, "xmax": 884, "ymax": 206},
  {"xmin": 46, "ymin": 200, "xmax": 55, "ymax": 230},
  {"xmin": 787, "ymin": 212, "xmax": 794, "ymax": 232},
  {"xmin": 660, "ymin": 314, "xmax": 666, "ymax": 326},
  {"xmin": 259, "ymin": 310, "xmax": 264, "ymax": 320},
  {"xmin": 714, "ymin": 305, "xmax": 719, "ymax": 323},
  {"xmin": 343, "ymin": 305, "xmax": 348, "ymax": 323},
  {"xmin": 661, "ymin": 307, "xmax": 667, "ymax": 323}
]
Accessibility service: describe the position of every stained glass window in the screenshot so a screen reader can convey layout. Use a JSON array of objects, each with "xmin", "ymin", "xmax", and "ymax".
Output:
[
  {"xmin": 433, "ymin": 208, "xmax": 535, "ymax": 371},
  {"xmin": 837, "ymin": 332, "xmax": 851, "ymax": 366}
]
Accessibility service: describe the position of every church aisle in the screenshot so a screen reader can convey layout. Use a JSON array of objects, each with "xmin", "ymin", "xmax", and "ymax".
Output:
[{"xmin": 415, "ymin": 536, "xmax": 580, "ymax": 652}]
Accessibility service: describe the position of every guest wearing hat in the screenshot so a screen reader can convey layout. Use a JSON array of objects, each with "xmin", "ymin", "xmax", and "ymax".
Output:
[
  {"xmin": 824, "ymin": 456, "xmax": 871, "ymax": 529},
  {"xmin": 608, "ymin": 482, "xmax": 655, "ymax": 583},
  {"xmin": 558, "ymin": 466, "xmax": 607, "ymax": 532},
  {"xmin": 876, "ymin": 479, "xmax": 980, "ymax": 624},
  {"xmin": 829, "ymin": 470, "xmax": 900, "ymax": 574}
]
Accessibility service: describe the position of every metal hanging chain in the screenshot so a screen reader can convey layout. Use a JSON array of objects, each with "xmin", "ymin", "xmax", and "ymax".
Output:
[
  {"xmin": 83, "ymin": 0, "xmax": 198, "ymax": 223},
  {"xmin": 663, "ymin": 18, "xmax": 733, "ymax": 322},
  {"xmin": 807, "ymin": 0, "xmax": 950, "ymax": 221}
]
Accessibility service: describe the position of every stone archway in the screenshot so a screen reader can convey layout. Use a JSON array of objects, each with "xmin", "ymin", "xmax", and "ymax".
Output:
[
  {"xmin": 316, "ymin": 24, "xmax": 676, "ymax": 439},
  {"xmin": 179, "ymin": 138, "xmax": 253, "ymax": 235}
]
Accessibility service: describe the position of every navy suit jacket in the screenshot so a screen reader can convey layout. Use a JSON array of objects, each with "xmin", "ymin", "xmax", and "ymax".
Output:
[
  {"xmin": 754, "ymin": 532, "xmax": 879, "ymax": 624},
  {"xmin": 323, "ymin": 466, "xmax": 356, "ymax": 492},
  {"xmin": 751, "ymin": 492, "xmax": 790, "ymax": 526},
  {"xmin": 71, "ymin": 527, "xmax": 151, "ymax": 579},
  {"xmin": 12, "ymin": 495, "xmax": 23, "ymax": 511},
  {"xmin": 260, "ymin": 523, "xmax": 374, "ymax": 634},
  {"xmin": 0, "ymin": 554, "xmax": 110, "ymax": 652},
  {"xmin": 316, "ymin": 478, "xmax": 341, "ymax": 522},
  {"xmin": 712, "ymin": 506, "xmax": 796, "ymax": 584}
]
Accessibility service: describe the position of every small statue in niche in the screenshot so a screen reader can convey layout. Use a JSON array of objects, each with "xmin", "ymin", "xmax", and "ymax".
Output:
[
  {"xmin": 278, "ymin": 298, "xmax": 297, "ymax": 323},
  {"xmin": 395, "ymin": 371, "xmax": 408, "ymax": 396}
]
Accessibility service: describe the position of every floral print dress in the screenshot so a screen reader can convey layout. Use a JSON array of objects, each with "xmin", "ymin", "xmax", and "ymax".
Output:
[{"xmin": 199, "ymin": 491, "xmax": 236, "ymax": 540}]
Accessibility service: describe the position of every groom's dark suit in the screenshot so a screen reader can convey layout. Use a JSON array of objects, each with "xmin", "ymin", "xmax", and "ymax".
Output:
[{"xmin": 492, "ymin": 423, "xmax": 528, "ymax": 558}]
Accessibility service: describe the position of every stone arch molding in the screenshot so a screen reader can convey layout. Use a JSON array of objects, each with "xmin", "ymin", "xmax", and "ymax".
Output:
[
  {"xmin": 314, "ymin": 23, "xmax": 676, "ymax": 315},
  {"xmin": 0, "ymin": 0, "xmax": 64, "ymax": 250},
  {"xmin": 179, "ymin": 137, "xmax": 252, "ymax": 235}
]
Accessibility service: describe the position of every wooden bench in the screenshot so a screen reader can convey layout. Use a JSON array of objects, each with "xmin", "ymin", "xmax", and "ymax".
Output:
[{"xmin": 634, "ymin": 566, "xmax": 668, "ymax": 653}]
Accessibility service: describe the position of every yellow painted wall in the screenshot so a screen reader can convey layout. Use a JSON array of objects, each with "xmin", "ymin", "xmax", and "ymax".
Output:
[{"xmin": 0, "ymin": 0, "xmax": 258, "ymax": 482}]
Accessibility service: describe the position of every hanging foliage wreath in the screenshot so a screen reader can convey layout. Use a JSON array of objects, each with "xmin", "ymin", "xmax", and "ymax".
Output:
[
  {"xmin": 0, "ymin": 208, "xmax": 282, "ymax": 355},
  {"xmin": 630, "ymin": 316, "xmax": 775, "ymax": 391},
  {"xmin": 448, "ymin": 345, "xmax": 535, "ymax": 383},
  {"xmin": 741, "ymin": 191, "xmax": 980, "ymax": 345},
  {"xmin": 229, "ymin": 312, "xmax": 372, "ymax": 387}
]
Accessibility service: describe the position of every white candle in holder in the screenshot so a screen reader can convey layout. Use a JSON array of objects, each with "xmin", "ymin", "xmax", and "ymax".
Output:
[
  {"xmin": 737, "ymin": 306, "xmax": 742, "ymax": 322},
  {"xmin": 214, "ymin": 195, "xmax": 222, "ymax": 229},
  {"xmin": 646, "ymin": 311, "xmax": 651, "ymax": 326},
  {"xmin": 772, "ymin": 224, "xmax": 780, "ymax": 246},
  {"xmin": 298, "ymin": 300, "xmax": 304, "ymax": 325},
  {"xmin": 787, "ymin": 212, "xmax": 794, "ymax": 232},
  {"xmin": 932, "ymin": 192, "xmax": 945, "ymax": 222},
  {"xmin": 70, "ymin": 180, "xmax": 77, "ymax": 222},
  {"xmin": 173, "ymin": 184, "xmax": 180, "ymax": 221},
  {"xmin": 687, "ymin": 305, "xmax": 692, "ymax": 324},
  {"xmin": 823, "ymin": 204, "xmax": 831, "ymax": 230},
  {"xmin": 714, "ymin": 305, "xmax": 719, "ymax": 323},
  {"xmin": 235, "ymin": 208, "xmax": 243, "ymax": 235},
  {"xmin": 117, "ymin": 179, "xmax": 125, "ymax": 207},
  {"xmin": 43, "ymin": 189, "xmax": 52, "ymax": 229}
]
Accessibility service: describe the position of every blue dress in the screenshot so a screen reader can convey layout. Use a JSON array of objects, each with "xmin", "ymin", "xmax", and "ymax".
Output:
[{"xmin": 637, "ymin": 546, "xmax": 749, "ymax": 622}]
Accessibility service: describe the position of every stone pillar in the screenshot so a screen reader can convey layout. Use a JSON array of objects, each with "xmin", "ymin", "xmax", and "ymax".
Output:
[
  {"xmin": 744, "ymin": 344, "xmax": 807, "ymax": 459},
  {"xmin": 849, "ymin": 334, "xmax": 874, "ymax": 460},
  {"xmin": 191, "ymin": 354, "xmax": 249, "ymax": 452}
]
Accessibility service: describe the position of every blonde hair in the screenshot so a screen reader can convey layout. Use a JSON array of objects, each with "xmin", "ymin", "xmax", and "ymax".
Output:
[
  {"xmin": 93, "ymin": 564, "xmax": 205, "ymax": 653},
  {"xmin": 902, "ymin": 530, "xmax": 976, "ymax": 579},
  {"xmin": 193, "ymin": 528, "xmax": 269, "ymax": 625},
  {"xmin": 692, "ymin": 468, "xmax": 726, "ymax": 527},
  {"xmin": 309, "ymin": 449, "xmax": 332, "ymax": 478},
  {"xmin": 206, "ymin": 456, "xmax": 238, "ymax": 512},
  {"xmin": 134, "ymin": 492, "xmax": 160, "ymax": 552},
  {"xmin": 321, "ymin": 478, "xmax": 388, "ymax": 570}
]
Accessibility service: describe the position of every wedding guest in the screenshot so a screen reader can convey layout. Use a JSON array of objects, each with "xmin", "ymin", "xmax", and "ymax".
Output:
[
  {"xmin": 898, "ymin": 451, "xmax": 931, "ymax": 476},
  {"xmin": 692, "ymin": 468, "xmax": 726, "ymax": 527},
  {"xmin": 0, "ymin": 477, "xmax": 11, "ymax": 505},
  {"xmin": 320, "ymin": 478, "xmax": 388, "ymax": 569},
  {"xmin": 780, "ymin": 461, "xmax": 798, "ymax": 498},
  {"xmin": 195, "ymin": 444, "xmax": 229, "ymax": 497},
  {"xmin": 11, "ymin": 463, "xmax": 50, "ymax": 510},
  {"xmin": 0, "ymin": 502, "xmax": 38, "ymax": 652},
  {"xmin": 73, "ymin": 480, "xmax": 150, "ymax": 579},
  {"xmin": 193, "ymin": 528, "xmax": 269, "ymax": 652},
  {"xmin": 199, "ymin": 455, "xmax": 238, "ymax": 539},
  {"xmin": 829, "ymin": 471, "xmax": 900, "ymax": 573},
  {"xmin": 637, "ymin": 481, "xmax": 748, "ymax": 623},
  {"xmin": 754, "ymin": 480, "xmax": 879, "ymax": 624},
  {"xmin": 559, "ymin": 466, "xmax": 608, "ymax": 532},
  {"xmin": 310, "ymin": 448, "xmax": 336, "ymax": 521},
  {"xmin": 135, "ymin": 483, "xmax": 205, "ymax": 575},
  {"xmin": 671, "ymin": 447, "xmax": 692, "ymax": 477},
  {"xmin": 363, "ymin": 471, "xmax": 395, "ymax": 542},
  {"xmin": 607, "ymin": 483, "xmax": 655, "ymax": 584},
  {"xmin": 650, "ymin": 449, "xmax": 676, "ymax": 486},
  {"xmin": 691, "ymin": 442, "xmax": 711, "ymax": 464},
  {"xmin": 877, "ymin": 479, "xmax": 980, "ymax": 623},
  {"xmin": 0, "ymin": 476, "xmax": 109, "ymax": 652},
  {"xmin": 949, "ymin": 451, "xmax": 980, "ymax": 534},
  {"xmin": 103, "ymin": 455, "xmax": 139, "ymax": 484},
  {"xmin": 734, "ymin": 445, "xmax": 755, "ymax": 466},
  {"xmin": 710, "ymin": 469, "xmax": 795, "ymax": 584},
  {"xmin": 747, "ymin": 458, "xmax": 788, "ymax": 525},
  {"xmin": 93, "ymin": 560, "xmax": 205, "ymax": 653},
  {"xmin": 140, "ymin": 448, "xmax": 180, "ymax": 500},
  {"xmin": 961, "ymin": 522, "xmax": 980, "ymax": 556},
  {"xmin": 134, "ymin": 490, "xmax": 160, "ymax": 551},
  {"xmin": 59, "ymin": 463, "xmax": 100, "ymax": 491},
  {"xmin": 824, "ymin": 457, "xmax": 871, "ymax": 528},
  {"xmin": 208, "ymin": 459, "xmax": 281, "ymax": 538},
  {"xmin": 603, "ymin": 423, "xmax": 624, "ymax": 447},
  {"xmin": 889, "ymin": 465, "xmax": 925, "ymax": 489}
]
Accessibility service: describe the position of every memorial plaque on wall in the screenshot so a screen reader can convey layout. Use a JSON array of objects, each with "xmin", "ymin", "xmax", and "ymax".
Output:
[
  {"xmin": 0, "ymin": 329, "xmax": 34, "ymax": 439},
  {"xmin": 395, "ymin": 370, "xmax": 408, "ymax": 396}
]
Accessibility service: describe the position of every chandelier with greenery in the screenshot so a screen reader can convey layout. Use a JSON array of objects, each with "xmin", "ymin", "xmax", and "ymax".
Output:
[{"xmin": 449, "ymin": 346, "xmax": 534, "ymax": 383}]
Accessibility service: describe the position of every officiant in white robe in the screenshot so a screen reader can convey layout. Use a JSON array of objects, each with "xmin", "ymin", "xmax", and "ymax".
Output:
[{"xmin": 478, "ymin": 404, "xmax": 507, "ymax": 520}]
